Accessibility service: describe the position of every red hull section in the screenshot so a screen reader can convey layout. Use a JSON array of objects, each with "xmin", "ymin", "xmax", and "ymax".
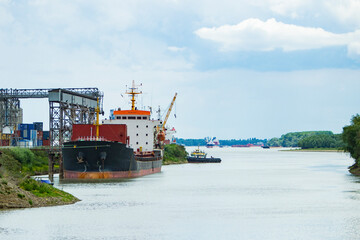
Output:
[
  {"xmin": 71, "ymin": 124, "xmax": 127, "ymax": 143},
  {"xmin": 64, "ymin": 167, "xmax": 161, "ymax": 179}
]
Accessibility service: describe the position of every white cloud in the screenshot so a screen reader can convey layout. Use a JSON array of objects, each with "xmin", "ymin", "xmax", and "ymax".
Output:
[
  {"xmin": 326, "ymin": 0, "xmax": 360, "ymax": 28},
  {"xmin": 252, "ymin": 0, "xmax": 311, "ymax": 18},
  {"xmin": 347, "ymin": 42, "xmax": 360, "ymax": 59},
  {"xmin": 167, "ymin": 46, "xmax": 186, "ymax": 52},
  {"xmin": 195, "ymin": 18, "xmax": 360, "ymax": 56}
]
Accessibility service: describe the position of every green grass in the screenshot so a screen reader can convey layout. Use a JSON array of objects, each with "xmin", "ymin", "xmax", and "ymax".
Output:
[
  {"xmin": 17, "ymin": 193, "xmax": 25, "ymax": 199},
  {"xmin": 20, "ymin": 178, "xmax": 76, "ymax": 202}
]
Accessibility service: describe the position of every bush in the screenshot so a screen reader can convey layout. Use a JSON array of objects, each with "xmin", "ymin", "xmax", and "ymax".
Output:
[
  {"xmin": 343, "ymin": 115, "xmax": 360, "ymax": 166},
  {"xmin": 163, "ymin": 144, "xmax": 188, "ymax": 164},
  {"xmin": 7, "ymin": 148, "xmax": 49, "ymax": 175},
  {"xmin": 17, "ymin": 193, "xmax": 25, "ymax": 199},
  {"xmin": 20, "ymin": 178, "xmax": 52, "ymax": 196}
]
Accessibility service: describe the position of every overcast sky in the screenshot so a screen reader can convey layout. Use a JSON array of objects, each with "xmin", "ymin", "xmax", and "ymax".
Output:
[{"xmin": 1, "ymin": 0, "xmax": 360, "ymax": 139}]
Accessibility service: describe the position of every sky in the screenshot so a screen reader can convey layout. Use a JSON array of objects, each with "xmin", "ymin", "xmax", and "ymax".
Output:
[{"xmin": 1, "ymin": 0, "xmax": 360, "ymax": 139}]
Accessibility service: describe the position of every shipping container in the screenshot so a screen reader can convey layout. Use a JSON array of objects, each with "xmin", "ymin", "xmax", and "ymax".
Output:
[
  {"xmin": 14, "ymin": 130, "xmax": 21, "ymax": 138},
  {"xmin": 43, "ymin": 131, "xmax": 50, "ymax": 140},
  {"xmin": 30, "ymin": 130, "xmax": 37, "ymax": 140},
  {"xmin": 0, "ymin": 139, "xmax": 10, "ymax": 146},
  {"xmin": 22, "ymin": 129, "xmax": 28, "ymax": 139},
  {"xmin": 37, "ymin": 140, "xmax": 43, "ymax": 146},
  {"xmin": 18, "ymin": 140, "xmax": 32, "ymax": 148},
  {"xmin": 37, "ymin": 130, "xmax": 43, "ymax": 140},
  {"xmin": 43, "ymin": 139, "xmax": 50, "ymax": 146},
  {"xmin": 18, "ymin": 123, "xmax": 34, "ymax": 131},
  {"xmin": 33, "ymin": 122, "xmax": 43, "ymax": 131}
]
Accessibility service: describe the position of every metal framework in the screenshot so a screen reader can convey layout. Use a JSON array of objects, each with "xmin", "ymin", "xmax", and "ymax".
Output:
[
  {"xmin": 0, "ymin": 88, "xmax": 103, "ymax": 150},
  {"xmin": 48, "ymin": 89, "xmax": 101, "ymax": 151}
]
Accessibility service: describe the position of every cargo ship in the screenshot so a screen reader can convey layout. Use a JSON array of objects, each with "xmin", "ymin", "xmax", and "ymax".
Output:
[{"xmin": 62, "ymin": 81, "xmax": 164, "ymax": 179}]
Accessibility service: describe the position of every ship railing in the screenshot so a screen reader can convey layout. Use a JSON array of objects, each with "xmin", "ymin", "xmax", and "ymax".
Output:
[{"xmin": 75, "ymin": 136, "xmax": 108, "ymax": 141}]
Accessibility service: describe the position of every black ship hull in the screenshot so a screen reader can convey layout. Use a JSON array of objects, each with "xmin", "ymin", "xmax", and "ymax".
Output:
[
  {"xmin": 62, "ymin": 141, "xmax": 162, "ymax": 179},
  {"xmin": 187, "ymin": 157, "xmax": 221, "ymax": 163}
]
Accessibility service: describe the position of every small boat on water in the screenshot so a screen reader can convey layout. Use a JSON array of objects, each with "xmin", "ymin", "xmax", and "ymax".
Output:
[{"xmin": 187, "ymin": 147, "xmax": 221, "ymax": 163}]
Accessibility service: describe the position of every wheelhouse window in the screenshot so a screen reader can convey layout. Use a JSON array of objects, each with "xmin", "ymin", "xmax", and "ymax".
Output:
[
  {"xmin": 116, "ymin": 116, "xmax": 121, "ymax": 119},
  {"xmin": 137, "ymin": 116, "xmax": 141, "ymax": 119},
  {"xmin": 122, "ymin": 116, "xmax": 127, "ymax": 119},
  {"xmin": 128, "ymin": 116, "xmax": 136, "ymax": 120},
  {"xmin": 142, "ymin": 116, "xmax": 147, "ymax": 119}
]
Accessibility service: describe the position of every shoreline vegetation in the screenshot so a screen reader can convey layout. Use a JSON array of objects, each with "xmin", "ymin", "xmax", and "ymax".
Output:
[
  {"xmin": 342, "ymin": 115, "xmax": 360, "ymax": 176},
  {"xmin": 163, "ymin": 144, "xmax": 188, "ymax": 165},
  {"xmin": 0, "ymin": 148, "xmax": 79, "ymax": 209}
]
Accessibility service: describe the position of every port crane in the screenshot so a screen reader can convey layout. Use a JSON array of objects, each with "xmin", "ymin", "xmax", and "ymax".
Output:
[{"xmin": 162, "ymin": 93, "xmax": 177, "ymax": 130}]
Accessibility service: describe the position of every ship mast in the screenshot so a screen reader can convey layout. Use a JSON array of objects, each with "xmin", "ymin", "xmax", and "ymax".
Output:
[
  {"xmin": 94, "ymin": 97, "xmax": 100, "ymax": 140},
  {"xmin": 126, "ymin": 80, "xmax": 142, "ymax": 110}
]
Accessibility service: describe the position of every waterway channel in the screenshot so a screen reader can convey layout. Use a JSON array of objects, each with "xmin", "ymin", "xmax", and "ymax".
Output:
[{"xmin": 1, "ymin": 147, "xmax": 360, "ymax": 240}]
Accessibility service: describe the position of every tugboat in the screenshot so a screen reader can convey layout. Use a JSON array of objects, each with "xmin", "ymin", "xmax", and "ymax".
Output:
[
  {"xmin": 62, "ymin": 81, "xmax": 164, "ymax": 179},
  {"xmin": 187, "ymin": 147, "xmax": 221, "ymax": 163}
]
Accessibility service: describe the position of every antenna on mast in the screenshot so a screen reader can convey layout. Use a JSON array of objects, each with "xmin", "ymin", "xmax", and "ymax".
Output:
[{"xmin": 125, "ymin": 80, "xmax": 142, "ymax": 110}]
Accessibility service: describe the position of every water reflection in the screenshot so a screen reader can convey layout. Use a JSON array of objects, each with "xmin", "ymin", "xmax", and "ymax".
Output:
[{"xmin": 1, "ymin": 148, "xmax": 360, "ymax": 240}]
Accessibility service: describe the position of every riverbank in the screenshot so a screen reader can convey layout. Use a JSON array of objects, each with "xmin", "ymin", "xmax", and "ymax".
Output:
[
  {"xmin": 348, "ymin": 164, "xmax": 360, "ymax": 176},
  {"xmin": 0, "ymin": 148, "xmax": 79, "ymax": 209},
  {"xmin": 281, "ymin": 148, "xmax": 344, "ymax": 152}
]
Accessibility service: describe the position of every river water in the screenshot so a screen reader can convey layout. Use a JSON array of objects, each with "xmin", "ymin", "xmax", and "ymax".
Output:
[{"xmin": 1, "ymin": 147, "xmax": 360, "ymax": 240}]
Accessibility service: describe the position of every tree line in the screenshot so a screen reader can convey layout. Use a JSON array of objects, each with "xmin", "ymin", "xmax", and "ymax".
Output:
[
  {"xmin": 267, "ymin": 131, "xmax": 343, "ymax": 149},
  {"xmin": 175, "ymin": 138, "xmax": 267, "ymax": 146},
  {"xmin": 342, "ymin": 115, "xmax": 360, "ymax": 173}
]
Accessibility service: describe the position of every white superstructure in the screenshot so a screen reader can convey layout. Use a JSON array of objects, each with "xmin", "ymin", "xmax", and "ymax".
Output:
[{"xmin": 103, "ymin": 110, "xmax": 161, "ymax": 152}]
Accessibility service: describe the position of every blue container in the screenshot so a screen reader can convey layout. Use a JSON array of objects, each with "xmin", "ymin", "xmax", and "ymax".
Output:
[
  {"xmin": 43, "ymin": 131, "xmax": 50, "ymax": 140},
  {"xmin": 18, "ymin": 124, "xmax": 34, "ymax": 131},
  {"xmin": 30, "ymin": 130, "xmax": 37, "ymax": 140},
  {"xmin": 21, "ymin": 129, "xmax": 30, "ymax": 139},
  {"xmin": 33, "ymin": 122, "xmax": 43, "ymax": 131},
  {"xmin": 37, "ymin": 140, "xmax": 43, "ymax": 146}
]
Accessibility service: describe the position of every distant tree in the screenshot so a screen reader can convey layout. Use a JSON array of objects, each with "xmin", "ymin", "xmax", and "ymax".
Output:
[
  {"xmin": 298, "ymin": 134, "xmax": 343, "ymax": 149},
  {"xmin": 176, "ymin": 138, "xmax": 267, "ymax": 146},
  {"xmin": 342, "ymin": 115, "xmax": 360, "ymax": 167},
  {"xmin": 267, "ymin": 138, "xmax": 281, "ymax": 147},
  {"xmin": 268, "ymin": 131, "xmax": 333, "ymax": 147}
]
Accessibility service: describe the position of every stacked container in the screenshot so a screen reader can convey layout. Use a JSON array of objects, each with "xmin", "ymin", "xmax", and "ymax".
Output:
[
  {"xmin": 18, "ymin": 123, "xmax": 35, "ymax": 140},
  {"xmin": 43, "ymin": 131, "xmax": 50, "ymax": 146},
  {"xmin": 12, "ymin": 122, "xmax": 51, "ymax": 147}
]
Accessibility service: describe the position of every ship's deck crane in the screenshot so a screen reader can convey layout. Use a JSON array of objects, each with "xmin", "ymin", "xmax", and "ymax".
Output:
[{"xmin": 162, "ymin": 93, "xmax": 177, "ymax": 130}]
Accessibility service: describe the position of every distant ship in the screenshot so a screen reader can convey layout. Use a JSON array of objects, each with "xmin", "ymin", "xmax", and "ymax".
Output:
[
  {"xmin": 62, "ymin": 81, "xmax": 164, "ymax": 179},
  {"xmin": 164, "ymin": 127, "xmax": 177, "ymax": 145},
  {"xmin": 205, "ymin": 137, "xmax": 220, "ymax": 148}
]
